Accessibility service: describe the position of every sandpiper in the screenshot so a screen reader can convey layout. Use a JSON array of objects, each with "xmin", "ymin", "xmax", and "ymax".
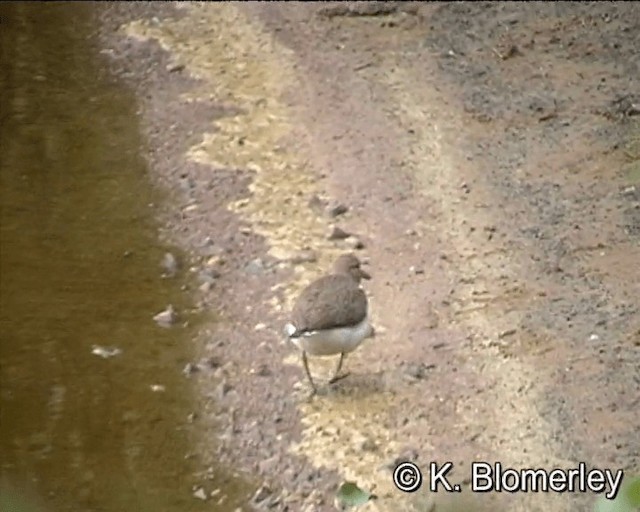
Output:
[{"xmin": 284, "ymin": 253, "xmax": 375, "ymax": 395}]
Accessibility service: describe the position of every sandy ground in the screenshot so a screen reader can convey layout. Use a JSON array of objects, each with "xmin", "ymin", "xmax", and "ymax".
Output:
[{"xmin": 98, "ymin": 2, "xmax": 639, "ymax": 511}]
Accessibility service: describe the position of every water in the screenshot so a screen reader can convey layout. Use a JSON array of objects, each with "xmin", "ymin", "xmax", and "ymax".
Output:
[{"xmin": 0, "ymin": 3, "xmax": 249, "ymax": 511}]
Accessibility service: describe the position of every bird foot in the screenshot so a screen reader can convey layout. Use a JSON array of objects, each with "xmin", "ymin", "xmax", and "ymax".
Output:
[{"xmin": 328, "ymin": 372, "xmax": 351, "ymax": 385}]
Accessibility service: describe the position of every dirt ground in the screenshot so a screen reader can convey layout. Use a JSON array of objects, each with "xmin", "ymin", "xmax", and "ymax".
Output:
[{"xmin": 98, "ymin": 2, "xmax": 639, "ymax": 511}]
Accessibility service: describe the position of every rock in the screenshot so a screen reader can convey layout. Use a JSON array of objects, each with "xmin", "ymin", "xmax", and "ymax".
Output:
[
  {"xmin": 383, "ymin": 447, "xmax": 420, "ymax": 470},
  {"xmin": 199, "ymin": 356, "xmax": 222, "ymax": 370},
  {"xmin": 255, "ymin": 364, "xmax": 271, "ymax": 377},
  {"xmin": 193, "ymin": 487, "xmax": 208, "ymax": 501},
  {"xmin": 198, "ymin": 268, "xmax": 221, "ymax": 284},
  {"xmin": 289, "ymin": 250, "xmax": 318, "ymax": 264},
  {"xmin": 206, "ymin": 255, "xmax": 226, "ymax": 267},
  {"xmin": 199, "ymin": 281, "xmax": 212, "ymax": 293},
  {"xmin": 328, "ymin": 226, "xmax": 351, "ymax": 240},
  {"xmin": 308, "ymin": 194, "xmax": 327, "ymax": 214},
  {"xmin": 409, "ymin": 266, "xmax": 424, "ymax": 275},
  {"xmin": 161, "ymin": 252, "xmax": 179, "ymax": 277},
  {"xmin": 252, "ymin": 483, "xmax": 272, "ymax": 504},
  {"xmin": 327, "ymin": 202, "xmax": 349, "ymax": 217},
  {"xmin": 183, "ymin": 363, "xmax": 199, "ymax": 377},
  {"xmin": 345, "ymin": 236, "xmax": 365, "ymax": 250},
  {"xmin": 258, "ymin": 456, "xmax": 279, "ymax": 475},
  {"xmin": 215, "ymin": 380, "xmax": 232, "ymax": 400},
  {"xmin": 359, "ymin": 438, "xmax": 378, "ymax": 452},
  {"xmin": 153, "ymin": 305, "xmax": 176, "ymax": 327},
  {"xmin": 403, "ymin": 362, "xmax": 435, "ymax": 380},
  {"xmin": 498, "ymin": 328, "xmax": 517, "ymax": 339},
  {"xmin": 246, "ymin": 258, "xmax": 265, "ymax": 275},
  {"xmin": 166, "ymin": 62, "xmax": 185, "ymax": 73},
  {"xmin": 91, "ymin": 345, "xmax": 122, "ymax": 359}
]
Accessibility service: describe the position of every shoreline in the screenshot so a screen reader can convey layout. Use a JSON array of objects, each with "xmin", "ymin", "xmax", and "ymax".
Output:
[{"xmin": 97, "ymin": 3, "xmax": 639, "ymax": 512}]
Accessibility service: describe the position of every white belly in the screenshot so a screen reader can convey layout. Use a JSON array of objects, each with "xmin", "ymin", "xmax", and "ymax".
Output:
[{"xmin": 286, "ymin": 317, "xmax": 373, "ymax": 357}]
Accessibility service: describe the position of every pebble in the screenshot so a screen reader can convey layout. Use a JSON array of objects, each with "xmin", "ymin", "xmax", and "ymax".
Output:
[
  {"xmin": 253, "ymin": 364, "xmax": 271, "ymax": 377},
  {"xmin": 308, "ymin": 194, "xmax": 326, "ymax": 214},
  {"xmin": 161, "ymin": 252, "xmax": 179, "ymax": 277},
  {"xmin": 345, "ymin": 236, "xmax": 365, "ymax": 250},
  {"xmin": 153, "ymin": 305, "xmax": 177, "ymax": 327},
  {"xmin": 359, "ymin": 438, "xmax": 379, "ymax": 452},
  {"xmin": 498, "ymin": 328, "xmax": 517, "ymax": 339},
  {"xmin": 183, "ymin": 363, "xmax": 199, "ymax": 377},
  {"xmin": 327, "ymin": 202, "xmax": 349, "ymax": 217},
  {"xmin": 215, "ymin": 380, "xmax": 233, "ymax": 400},
  {"xmin": 193, "ymin": 487, "xmax": 208, "ymax": 501},
  {"xmin": 403, "ymin": 362, "xmax": 434, "ymax": 380},
  {"xmin": 289, "ymin": 250, "xmax": 318, "ymax": 264},
  {"xmin": 167, "ymin": 63, "xmax": 185, "ymax": 73},
  {"xmin": 246, "ymin": 258, "xmax": 265, "ymax": 275},
  {"xmin": 91, "ymin": 345, "xmax": 122, "ymax": 359},
  {"xmin": 199, "ymin": 268, "xmax": 221, "ymax": 284},
  {"xmin": 207, "ymin": 255, "xmax": 226, "ymax": 267},
  {"xmin": 328, "ymin": 226, "xmax": 351, "ymax": 240},
  {"xmin": 252, "ymin": 483, "xmax": 272, "ymax": 504}
]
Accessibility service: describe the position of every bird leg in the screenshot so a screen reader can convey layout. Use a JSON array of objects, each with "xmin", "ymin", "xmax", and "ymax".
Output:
[
  {"xmin": 302, "ymin": 351, "xmax": 317, "ymax": 396},
  {"xmin": 328, "ymin": 352, "xmax": 350, "ymax": 384}
]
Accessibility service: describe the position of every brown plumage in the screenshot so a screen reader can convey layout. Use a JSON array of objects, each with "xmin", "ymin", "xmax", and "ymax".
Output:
[{"xmin": 289, "ymin": 254, "xmax": 370, "ymax": 335}]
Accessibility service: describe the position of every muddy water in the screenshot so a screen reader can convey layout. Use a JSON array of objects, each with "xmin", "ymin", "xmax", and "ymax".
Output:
[{"xmin": 0, "ymin": 3, "xmax": 249, "ymax": 511}]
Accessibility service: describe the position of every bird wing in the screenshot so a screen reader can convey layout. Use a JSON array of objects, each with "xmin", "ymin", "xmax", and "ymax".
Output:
[{"xmin": 292, "ymin": 275, "xmax": 368, "ymax": 332}]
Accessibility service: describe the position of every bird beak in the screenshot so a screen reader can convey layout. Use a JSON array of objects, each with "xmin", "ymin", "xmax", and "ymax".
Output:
[{"xmin": 358, "ymin": 268, "xmax": 371, "ymax": 280}]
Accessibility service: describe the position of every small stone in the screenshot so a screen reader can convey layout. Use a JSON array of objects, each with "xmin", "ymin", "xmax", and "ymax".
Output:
[
  {"xmin": 308, "ymin": 194, "xmax": 326, "ymax": 214},
  {"xmin": 246, "ymin": 258, "xmax": 265, "ymax": 275},
  {"xmin": 183, "ymin": 363, "xmax": 199, "ymax": 377},
  {"xmin": 91, "ymin": 345, "xmax": 122, "ymax": 359},
  {"xmin": 327, "ymin": 202, "xmax": 349, "ymax": 217},
  {"xmin": 403, "ymin": 362, "xmax": 433, "ymax": 380},
  {"xmin": 199, "ymin": 356, "xmax": 222, "ymax": 370},
  {"xmin": 161, "ymin": 252, "xmax": 179, "ymax": 277},
  {"xmin": 258, "ymin": 456, "xmax": 279, "ymax": 474},
  {"xmin": 199, "ymin": 268, "xmax": 220, "ymax": 284},
  {"xmin": 254, "ymin": 323, "xmax": 267, "ymax": 331},
  {"xmin": 289, "ymin": 250, "xmax": 318, "ymax": 264},
  {"xmin": 345, "ymin": 236, "xmax": 365, "ymax": 250},
  {"xmin": 215, "ymin": 380, "xmax": 232, "ymax": 400},
  {"xmin": 328, "ymin": 226, "xmax": 351, "ymax": 240},
  {"xmin": 360, "ymin": 438, "xmax": 378, "ymax": 452},
  {"xmin": 409, "ymin": 266, "xmax": 424, "ymax": 275},
  {"xmin": 150, "ymin": 384, "xmax": 165, "ymax": 392},
  {"xmin": 166, "ymin": 62, "xmax": 185, "ymax": 73},
  {"xmin": 207, "ymin": 255, "xmax": 226, "ymax": 267},
  {"xmin": 193, "ymin": 487, "xmax": 208, "ymax": 501},
  {"xmin": 153, "ymin": 305, "xmax": 176, "ymax": 327},
  {"xmin": 252, "ymin": 483, "xmax": 272, "ymax": 504},
  {"xmin": 498, "ymin": 328, "xmax": 517, "ymax": 339},
  {"xmin": 255, "ymin": 364, "xmax": 271, "ymax": 377}
]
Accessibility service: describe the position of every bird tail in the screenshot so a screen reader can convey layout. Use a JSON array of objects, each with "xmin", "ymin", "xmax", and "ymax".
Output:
[{"xmin": 284, "ymin": 323, "xmax": 299, "ymax": 338}]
